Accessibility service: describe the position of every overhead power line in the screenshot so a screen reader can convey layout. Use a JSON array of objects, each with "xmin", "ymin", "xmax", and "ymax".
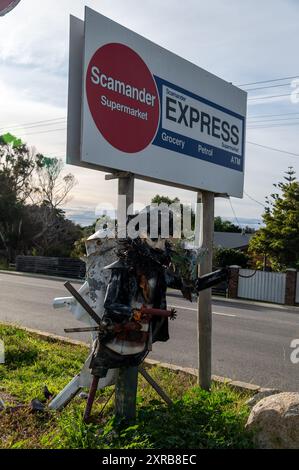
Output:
[
  {"xmin": 248, "ymin": 114, "xmax": 299, "ymax": 122},
  {"xmin": 243, "ymin": 191, "xmax": 265, "ymax": 207},
  {"xmin": 0, "ymin": 75, "xmax": 298, "ymax": 130},
  {"xmin": 0, "ymin": 117, "xmax": 66, "ymax": 132},
  {"xmin": 0, "ymin": 120, "xmax": 67, "ymax": 133},
  {"xmin": 248, "ymin": 93, "xmax": 294, "ymax": 101},
  {"xmin": 248, "ymin": 112, "xmax": 299, "ymax": 119},
  {"xmin": 243, "ymin": 82, "xmax": 293, "ymax": 92},
  {"xmin": 3, "ymin": 111, "xmax": 299, "ymax": 130},
  {"xmin": 16, "ymin": 127, "xmax": 67, "ymax": 137},
  {"xmin": 247, "ymin": 122, "xmax": 299, "ymax": 130},
  {"xmin": 3, "ymin": 112, "xmax": 299, "ymax": 133},
  {"xmin": 2, "ymin": 124, "xmax": 298, "ymax": 158},
  {"xmin": 228, "ymin": 198, "xmax": 241, "ymax": 227},
  {"xmin": 237, "ymin": 75, "xmax": 299, "ymax": 86},
  {"xmin": 247, "ymin": 141, "xmax": 299, "ymax": 157}
]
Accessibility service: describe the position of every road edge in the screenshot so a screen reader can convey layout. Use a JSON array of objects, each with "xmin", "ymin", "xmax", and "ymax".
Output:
[
  {"xmin": 1, "ymin": 321, "xmax": 273, "ymax": 395},
  {"xmin": 0, "ymin": 269, "xmax": 84, "ymax": 285}
]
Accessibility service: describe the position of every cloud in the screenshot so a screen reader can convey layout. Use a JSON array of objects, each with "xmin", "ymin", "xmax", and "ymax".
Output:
[{"xmin": 0, "ymin": 0, "xmax": 298, "ymax": 224}]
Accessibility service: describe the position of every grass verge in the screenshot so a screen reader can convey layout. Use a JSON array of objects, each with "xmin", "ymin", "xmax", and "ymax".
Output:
[{"xmin": 0, "ymin": 324, "xmax": 254, "ymax": 449}]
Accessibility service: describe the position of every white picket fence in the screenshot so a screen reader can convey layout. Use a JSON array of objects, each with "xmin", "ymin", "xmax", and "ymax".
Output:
[{"xmin": 238, "ymin": 269, "xmax": 286, "ymax": 304}]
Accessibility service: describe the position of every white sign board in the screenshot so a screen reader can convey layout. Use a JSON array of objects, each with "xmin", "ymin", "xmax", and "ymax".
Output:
[{"xmin": 68, "ymin": 7, "xmax": 247, "ymax": 197}]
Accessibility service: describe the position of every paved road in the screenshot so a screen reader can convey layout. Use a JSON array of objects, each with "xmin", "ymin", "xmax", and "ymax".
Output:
[{"xmin": 0, "ymin": 272, "xmax": 299, "ymax": 391}]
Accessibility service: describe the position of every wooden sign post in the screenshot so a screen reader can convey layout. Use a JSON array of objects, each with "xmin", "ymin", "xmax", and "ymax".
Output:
[
  {"xmin": 114, "ymin": 172, "xmax": 139, "ymax": 424},
  {"xmin": 197, "ymin": 190, "xmax": 214, "ymax": 390}
]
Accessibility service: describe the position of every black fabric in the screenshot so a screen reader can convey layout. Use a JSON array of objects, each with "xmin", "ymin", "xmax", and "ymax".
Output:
[
  {"xmin": 103, "ymin": 259, "xmax": 170, "ymax": 343},
  {"xmin": 90, "ymin": 342, "xmax": 148, "ymax": 377}
]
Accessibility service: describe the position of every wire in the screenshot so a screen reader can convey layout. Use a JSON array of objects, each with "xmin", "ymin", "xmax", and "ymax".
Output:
[
  {"xmin": 228, "ymin": 198, "xmax": 241, "ymax": 227},
  {"xmin": 248, "ymin": 93, "xmax": 294, "ymax": 101},
  {"xmin": 0, "ymin": 117, "xmax": 66, "ymax": 132},
  {"xmin": 248, "ymin": 112, "xmax": 299, "ymax": 119},
  {"xmin": 247, "ymin": 116, "xmax": 299, "ymax": 124},
  {"xmin": 237, "ymin": 75, "xmax": 299, "ymax": 86},
  {"xmin": 243, "ymin": 82, "xmax": 293, "ymax": 92},
  {"xmin": 247, "ymin": 122, "xmax": 299, "ymax": 129},
  {"xmin": 238, "ymin": 270, "xmax": 257, "ymax": 279},
  {"xmin": 16, "ymin": 127, "xmax": 66, "ymax": 137},
  {"xmin": 0, "ymin": 74, "xmax": 298, "ymax": 130},
  {"xmin": 246, "ymin": 141, "xmax": 299, "ymax": 157},
  {"xmin": 0, "ymin": 88, "xmax": 298, "ymax": 135},
  {"xmin": 244, "ymin": 191, "xmax": 265, "ymax": 207},
  {"xmin": 0, "ymin": 120, "xmax": 67, "ymax": 133}
]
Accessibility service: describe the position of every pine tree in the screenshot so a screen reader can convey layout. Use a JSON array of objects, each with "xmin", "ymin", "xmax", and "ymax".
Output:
[{"xmin": 249, "ymin": 167, "xmax": 299, "ymax": 270}]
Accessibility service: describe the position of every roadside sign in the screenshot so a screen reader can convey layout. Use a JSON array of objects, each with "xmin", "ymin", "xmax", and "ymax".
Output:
[
  {"xmin": 68, "ymin": 7, "xmax": 247, "ymax": 197},
  {"xmin": 0, "ymin": 0, "xmax": 21, "ymax": 16}
]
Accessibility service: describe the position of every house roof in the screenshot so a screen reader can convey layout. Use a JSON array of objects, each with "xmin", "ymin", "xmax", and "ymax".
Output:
[{"xmin": 213, "ymin": 232, "xmax": 253, "ymax": 250}]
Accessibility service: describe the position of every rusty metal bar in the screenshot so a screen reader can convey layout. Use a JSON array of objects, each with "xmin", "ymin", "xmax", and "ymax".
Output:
[
  {"xmin": 64, "ymin": 281, "xmax": 102, "ymax": 326},
  {"xmin": 83, "ymin": 375, "xmax": 100, "ymax": 422}
]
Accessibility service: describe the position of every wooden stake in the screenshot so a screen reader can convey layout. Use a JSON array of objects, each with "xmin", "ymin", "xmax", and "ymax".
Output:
[
  {"xmin": 115, "ymin": 366, "xmax": 138, "ymax": 424},
  {"xmin": 114, "ymin": 173, "xmax": 139, "ymax": 424},
  {"xmin": 197, "ymin": 190, "xmax": 214, "ymax": 390}
]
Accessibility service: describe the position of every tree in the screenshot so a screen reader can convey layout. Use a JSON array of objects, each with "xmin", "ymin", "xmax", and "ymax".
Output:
[
  {"xmin": 249, "ymin": 167, "xmax": 299, "ymax": 270},
  {"xmin": 71, "ymin": 222, "xmax": 97, "ymax": 259},
  {"xmin": 213, "ymin": 247, "xmax": 249, "ymax": 268},
  {"xmin": 0, "ymin": 181, "xmax": 23, "ymax": 263},
  {"xmin": 25, "ymin": 205, "xmax": 82, "ymax": 257},
  {"xmin": 33, "ymin": 157, "xmax": 76, "ymax": 209},
  {"xmin": 214, "ymin": 216, "xmax": 241, "ymax": 233},
  {"xmin": 28, "ymin": 156, "xmax": 78, "ymax": 254},
  {"xmin": 0, "ymin": 133, "xmax": 42, "ymax": 202},
  {"xmin": 0, "ymin": 133, "xmax": 41, "ymax": 261},
  {"xmin": 151, "ymin": 194, "xmax": 195, "ymax": 233},
  {"xmin": 0, "ymin": 134, "xmax": 80, "ymax": 262},
  {"xmin": 151, "ymin": 194, "xmax": 180, "ymax": 205}
]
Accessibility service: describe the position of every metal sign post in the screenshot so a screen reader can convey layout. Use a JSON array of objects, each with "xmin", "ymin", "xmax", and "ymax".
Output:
[{"xmin": 197, "ymin": 191, "xmax": 214, "ymax": 390}]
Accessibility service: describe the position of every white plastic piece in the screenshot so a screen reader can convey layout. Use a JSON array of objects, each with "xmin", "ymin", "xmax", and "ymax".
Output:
[
  {"xmin": 48, "ymin": 352, "xmax": 116, "ymax": 410},
  {"xmin": 50, "ymin": 235, "xmax": 118, "ymax": 410},
  {"xmin": 53, "ymin": 297, "xmax": 75, "ymax": 309}
]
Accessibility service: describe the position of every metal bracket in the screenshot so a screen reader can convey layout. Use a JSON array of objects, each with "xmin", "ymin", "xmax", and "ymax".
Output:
[{"xmin": 105, "ymin": 171, "xmax": 134, "ymax": 181}]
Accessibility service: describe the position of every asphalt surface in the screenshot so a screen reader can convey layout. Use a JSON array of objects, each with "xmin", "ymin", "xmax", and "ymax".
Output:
[{"xmin": 0, "ymin": 272, "xmax": 299, "ymax": 391}]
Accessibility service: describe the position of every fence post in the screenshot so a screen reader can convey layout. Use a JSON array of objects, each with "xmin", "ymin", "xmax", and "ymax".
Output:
[
  {"xmin": 285, "ymin": 269, "xmax": 297, "ymax": 306},
  {"xmin": 228, "ymin": 265, "xmax": 240, "ymax": 299}
]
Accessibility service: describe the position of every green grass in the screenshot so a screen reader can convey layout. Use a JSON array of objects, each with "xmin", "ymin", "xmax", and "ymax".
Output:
[{"xmin": 0, "ymin": 324, "xmax": 254, "ymax": 449}]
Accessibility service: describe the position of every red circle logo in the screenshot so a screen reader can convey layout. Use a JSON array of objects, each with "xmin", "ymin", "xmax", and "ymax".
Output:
[
  {"xmin": 0, "ymin": 0, "xmax": 21, "ymax": 16},
  {"xmin": 86, "ymin": 43, "xmax": 160, "ymax": 153}
]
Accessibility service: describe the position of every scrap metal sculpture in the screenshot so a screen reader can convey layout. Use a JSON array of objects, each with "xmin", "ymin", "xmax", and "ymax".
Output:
[{"xmin": 49, "ymin": 218, "xmax": 228, "ymax": 420}]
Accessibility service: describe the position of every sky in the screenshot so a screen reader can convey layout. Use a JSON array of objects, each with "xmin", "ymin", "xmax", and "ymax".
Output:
[{"xmin": 0, "ymin": 0, "xmax": 298, "ymax": 227}]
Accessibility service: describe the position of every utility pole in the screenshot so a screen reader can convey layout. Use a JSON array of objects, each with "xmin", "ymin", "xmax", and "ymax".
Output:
[
  {"xmin": 114, "ymin": 172, "xmax": 139, "ymax": 424},
  {"xmin": 197, "ymin": 190, "xmax": 214, "ymax": 390}
]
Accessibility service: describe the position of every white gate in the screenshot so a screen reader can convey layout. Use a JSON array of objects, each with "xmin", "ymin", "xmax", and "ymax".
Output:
[
  {"xmin": 238, "ymin": 269, "xmax": 286, "ymax": 304},
  {"xmin": 296, "ymin": 273, "xmax": 299, "ymax": 304}
]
